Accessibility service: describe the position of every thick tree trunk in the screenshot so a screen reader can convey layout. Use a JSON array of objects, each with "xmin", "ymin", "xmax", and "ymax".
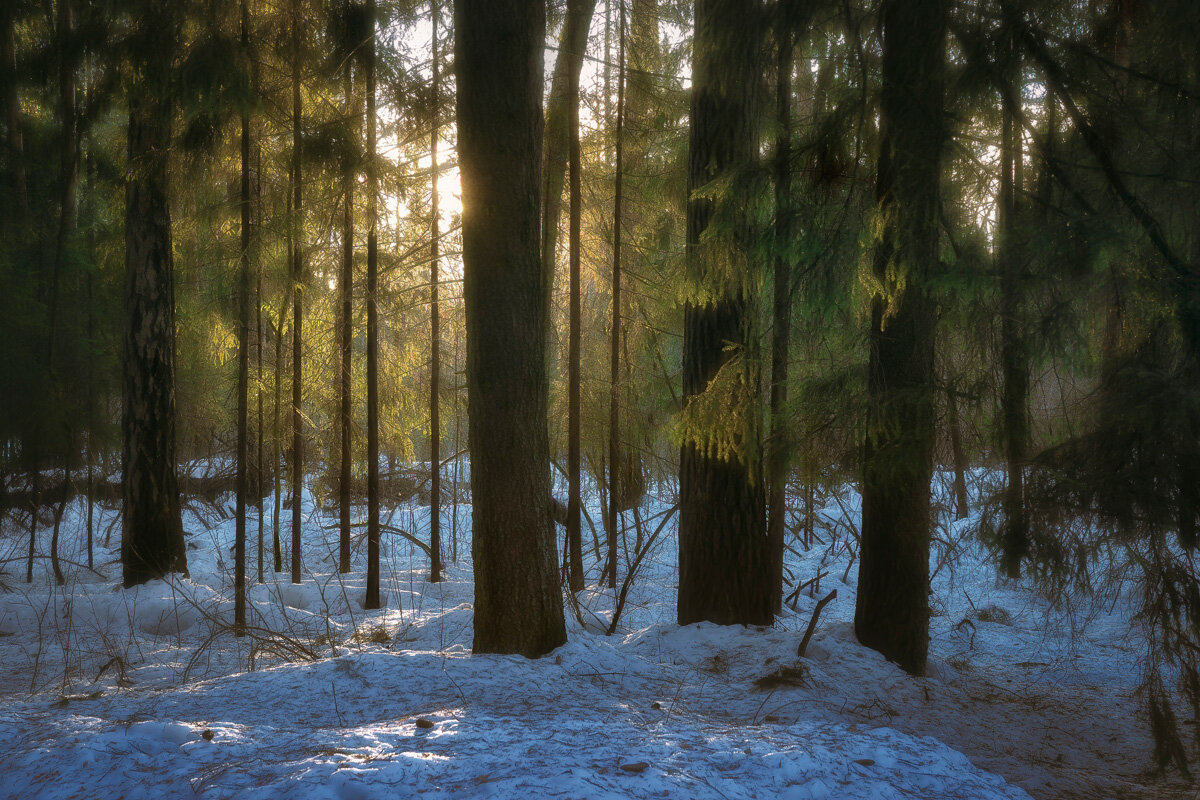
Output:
[
  {"xmin": 121, "ymin": 56, "xmax": 187, "ymax": 588},
  {"xmin": 677, "ymin": 0, "xmax": 770, "ymax": 627},
  {"xmin": 854, "ymin": 0, "xmax": 946, "ymax": 676},
  {"xmin": 365, "ymin": 0, "xmax": 382, "ymax": 609},
  {"xmin": 455, "ymin": 0, "xmax": 566, "ymax": 657}
]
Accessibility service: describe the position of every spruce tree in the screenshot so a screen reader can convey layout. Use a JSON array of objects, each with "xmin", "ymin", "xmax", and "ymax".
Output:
[
  {"xmin": 677, "ymin": 0, "xmax": 770, "ymax": 627},
  {"xmin": 854, "ymin": 0, "xmax": 947, "ymax": 676}
]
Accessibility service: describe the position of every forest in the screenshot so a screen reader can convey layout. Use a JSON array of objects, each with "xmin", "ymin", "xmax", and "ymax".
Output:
[{"xmin": 2, "ymin": 0, "xmax": 1199, "ymax": 797}]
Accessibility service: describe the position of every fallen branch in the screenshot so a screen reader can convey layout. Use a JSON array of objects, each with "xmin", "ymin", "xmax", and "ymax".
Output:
[
  {"xmin": 381, "ymin": 525, "xmax": 432, "ymax": 557},
  {"xmin": 797, "ymin": 589, "xmax": 837, "ymax": 658},
  {"xmin": 784, "ymin": 570, "xmax": 828, "ymax": 609},
  {"xmin": 334, "ymin": 522, "xmax": 433, "ymax": 557}
]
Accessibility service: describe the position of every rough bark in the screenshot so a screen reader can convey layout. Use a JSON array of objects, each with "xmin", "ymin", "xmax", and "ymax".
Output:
[
  {"xmin": 854, "ymin": 0, "xmax": 946, "ymax": 676},
  {"xmin": 121, "ymin": 21, "xmax": 187, "ymax": 587},
  {"xmin": 455, "ymin": 0, "xmax": 566, "ymax": 657},
  {"xmin": 677, "ymin": 0, "xmax": 770, "ymax": 627}
]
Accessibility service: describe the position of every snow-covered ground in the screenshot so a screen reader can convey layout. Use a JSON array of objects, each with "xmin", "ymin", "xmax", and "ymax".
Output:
[{"xmin": 0, "ymin": 468, "xmax": 1187, "ymax": 799}]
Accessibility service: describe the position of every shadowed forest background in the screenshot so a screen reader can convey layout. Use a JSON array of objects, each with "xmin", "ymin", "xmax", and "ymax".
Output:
[{"xmin": 4, "ymin": 0, "xmax": 1200, "ymax": 795}]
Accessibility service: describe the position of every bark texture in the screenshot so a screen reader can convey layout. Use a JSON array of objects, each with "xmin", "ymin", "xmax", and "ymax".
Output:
[
  {"xmin": 677, "ymin": 0, "xmax": 770, "ymax": 627},
  {"xmin": 854, "ymin": 0, "xmax": 947, "ymax": 676},
  {"xmin": 455, "ymin": 0, "xmax": 566, "ymax": 657},
  {"xmin": 121, "ymin": 20, "xmax": 187, "ymax": 587}
]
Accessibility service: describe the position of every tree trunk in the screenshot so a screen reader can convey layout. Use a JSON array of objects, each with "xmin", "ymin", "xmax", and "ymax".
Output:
[
  {"xmin": 606, "ymin": 3, "xmax": 626, "ymax": 592},
  {"xmin": 2, "ymin": 4, "xmax": 28, "ymax": 225},
  {"xmin": 854, "ymin": 0, "xmax": 946, "ymax": 676},
  {"xmin": 121, "ymin": 30, "xmax": 187, "ymax": 587},
  {"xmin": 50, "ymin": 450, "xmax": 69, "ymax": 586},
  {"xmin": 429, "ymin": 0, "xmax": 444, "ymax": 584},
  {"xmin": 455, "ymin": 0, "xmax": 566, "ymax": 657},
  {"xmin": 998, "ymin": 53, "xmax": 1028, "ymax": 579},
  {"xmin": 290, "ymin": 0, "xmax": 304, "ymax": 586},
  {"xmin": 273, "ymin": 298, "xmax": 284, "ymax": 573},
  {"xmin": 234, "ymin": 0, "xmax": 252, "ymax": 635},
  {"xmin": 364, "ymin": 0, "xmax": 382, "ymax": 609},
  {"xmin": 256, "ymin": 200, "xmax": 265, "ymax": 583},
  {"xmin": 85, "ymin": 76, "xmax": 97, "ymax": 573},
  {"xmin": 946, "ymin": 381, "xmax": 970, "ymax": 520},
  {"xmin": 339, "ymin": 54, "xmax": 355, "ymax": 576},
  {"xmin": 49, "ymin": 0, "xmax": 77, "ymax": 369},
  {"xmin": 541, "ymin": 0, "xmax": 600, "ymax": 594},
  {"xmin": 767, "ymin": 2, "xmax": 796, "ymax": 617},
  {"xmin": 565, "ymin": 0, "xmax": 586, "ymax": 594},
  {"xmin": 540, "ymin": 0, "xmax": 599, "ymax": 328},
  {"xmin": 677, "ymin": 0, "xmax": 770, "ymax": 627},
  {"xmin": 26, "ymin": 458, "xmax": 38, "ymax": 583}
]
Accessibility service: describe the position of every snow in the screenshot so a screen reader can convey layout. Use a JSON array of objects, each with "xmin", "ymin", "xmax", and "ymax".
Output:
[{"xmin": 0, "ymin": 468, "xmax": 1187, "ymax": 799}]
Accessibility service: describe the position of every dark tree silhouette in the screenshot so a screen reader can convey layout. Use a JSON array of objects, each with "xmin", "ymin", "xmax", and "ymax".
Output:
[
  {"xmin": 854, "ymin": 0, "xmax": 947, "ymax": 676},
  {"xmin": 455, "ymin": 0, "xmax": 566, "ymax": 657}
]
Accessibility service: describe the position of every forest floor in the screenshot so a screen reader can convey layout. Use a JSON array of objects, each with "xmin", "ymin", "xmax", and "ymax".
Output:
[{"xmin": 0, "ymin": 466, "xmax": 1192, "ymax": 799}]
